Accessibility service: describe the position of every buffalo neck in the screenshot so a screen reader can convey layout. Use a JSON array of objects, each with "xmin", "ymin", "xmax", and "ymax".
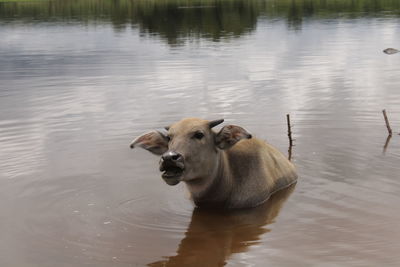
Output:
[{"xmin": 188, "ymin": 150, "xmax": 233, "ymax": 208}]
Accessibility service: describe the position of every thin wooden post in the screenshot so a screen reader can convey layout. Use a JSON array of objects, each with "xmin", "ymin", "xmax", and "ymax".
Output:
[
  {"xmin": 286, "ymin": 114, "xmax": 293, "ymax": 161},
  {"xmin": 382, "ymin": 109, "xmax": 392, "ymax": 136}
]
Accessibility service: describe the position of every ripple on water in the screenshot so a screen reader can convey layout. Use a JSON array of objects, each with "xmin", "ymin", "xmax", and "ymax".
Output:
[
  {"xmin": 110, "ymin": 195, "xmax": 192, "ymax": 233},
  {"xmin": 0, "ymin": 119, "xmax": 47, "ymax": 179},
  {"xmin": 5, "ymin": 175, "xmax": 193, "ymax": 266}
]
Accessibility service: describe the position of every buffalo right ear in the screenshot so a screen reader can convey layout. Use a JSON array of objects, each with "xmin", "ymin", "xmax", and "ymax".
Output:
[
  {"xmin": 215, "ymin": 125, "xmax": 252, "ymax": 150},
  {"xmin": 130, "ymin": 130, "xmax": 169, "ymax": 155}
]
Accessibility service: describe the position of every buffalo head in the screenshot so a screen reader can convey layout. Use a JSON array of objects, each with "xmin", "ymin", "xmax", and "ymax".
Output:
[{"xmin": 130, "ymin": 118, "xmax": 251, "ymax": 186}]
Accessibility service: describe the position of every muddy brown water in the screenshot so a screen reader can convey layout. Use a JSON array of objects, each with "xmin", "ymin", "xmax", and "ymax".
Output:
[{"xmin": 1, "ymin": 0, "xmax": 400, "ymax": 266}]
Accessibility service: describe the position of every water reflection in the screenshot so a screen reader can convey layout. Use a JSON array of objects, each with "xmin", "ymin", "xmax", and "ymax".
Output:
[
  {"xmin": 1, "ymin": 0, "xmax": 400, "ymax": 44},
  {"xmin": 148, "ymin": 184, "xmax": 295, "ymax": 267},
  {"xmin": 1, "ymin": 0, "xmax": 400, "ymax": 265},
  {"xmin": 383, "ymin": 135, "xmax": 391, "ymax": 154}
]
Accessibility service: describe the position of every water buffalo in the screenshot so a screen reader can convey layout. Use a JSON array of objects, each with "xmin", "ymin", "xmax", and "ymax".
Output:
[{"xmin": 130, "ymin": 118, "xmax": 297, "ymax": 209}]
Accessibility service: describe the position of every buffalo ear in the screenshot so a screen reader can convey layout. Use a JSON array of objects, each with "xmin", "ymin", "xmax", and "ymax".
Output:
[
  {"xmin": 130, "ymin": 130, "xmax": 168, "ymax": 155},
  {"xmin": 215, "ymin": 125, "xmax": 252, "ymax": 150}
]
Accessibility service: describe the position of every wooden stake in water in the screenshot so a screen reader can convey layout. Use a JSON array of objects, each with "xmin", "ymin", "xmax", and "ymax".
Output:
[
  {"xmin": 382, "ymin": 109, "xmax": 392, "ymax": 136},
  {"xmin": 286, "ymin": 114, "xmax": 293, "ymax": 161}
]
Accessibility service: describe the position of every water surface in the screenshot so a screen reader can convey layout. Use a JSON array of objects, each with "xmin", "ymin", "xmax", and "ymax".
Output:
[{"xmin": 1, "ymin": 0, "xmax": 400, "ymax": 266}]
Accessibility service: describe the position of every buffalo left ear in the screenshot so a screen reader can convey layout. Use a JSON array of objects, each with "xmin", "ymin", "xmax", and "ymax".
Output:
[
  {"xmin": 130, "ymin": 130, "xmax": 169, "ymax": 155},
  {"xmin": 215, "ymin": 125, "xmax": 252, "ymax": 150}
]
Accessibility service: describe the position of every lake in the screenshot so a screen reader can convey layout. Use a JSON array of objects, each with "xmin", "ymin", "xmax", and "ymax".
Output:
[{"xmin": 1, "ymin": 0, "xmax": 400, "ymax": 266}]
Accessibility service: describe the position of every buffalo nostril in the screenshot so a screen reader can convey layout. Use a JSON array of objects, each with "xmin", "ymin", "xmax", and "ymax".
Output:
[{"xmin": 171, "ymin": 154, "xmax": 180, "ymax": 161}]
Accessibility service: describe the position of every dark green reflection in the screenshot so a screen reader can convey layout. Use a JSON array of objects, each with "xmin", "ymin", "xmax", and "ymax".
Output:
[{"xmin": 1, "ymin": 0, "xmax": 400, "ymax": 44}]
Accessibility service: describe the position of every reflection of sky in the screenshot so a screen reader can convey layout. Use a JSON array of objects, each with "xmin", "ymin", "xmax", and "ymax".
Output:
[
  {"xmin": 1, "ymin": 17, "xmax": 400, "ymax": 266},
  {"xmin": 1, "ymin": 19, "xmax": 400, "ymax": 179}
]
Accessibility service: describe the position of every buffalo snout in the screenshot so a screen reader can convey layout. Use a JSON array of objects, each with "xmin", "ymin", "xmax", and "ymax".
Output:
[
  {"xmin": 161, "ymin": 151, "xmax": 183, "ymax": 164},
  {"xmin": 159, "ymin": 151, "xmax": 185, "ymax": 186}
]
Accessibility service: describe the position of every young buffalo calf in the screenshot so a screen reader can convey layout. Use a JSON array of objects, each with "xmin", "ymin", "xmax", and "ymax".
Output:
[{"xmin": 130, "ymin": 118, "xmax": 297, "ymax": 209}]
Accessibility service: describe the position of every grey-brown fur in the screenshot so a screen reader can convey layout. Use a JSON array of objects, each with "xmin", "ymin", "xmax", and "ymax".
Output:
[{"xmin": 130, "ymin": 118, "xmax": 297, "ymax": 209}]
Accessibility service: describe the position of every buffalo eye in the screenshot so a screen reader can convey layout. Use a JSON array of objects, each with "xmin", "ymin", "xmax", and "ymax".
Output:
[{"xmin": 193, "ymin": 131, "xmax": 204, "ymax": 140}]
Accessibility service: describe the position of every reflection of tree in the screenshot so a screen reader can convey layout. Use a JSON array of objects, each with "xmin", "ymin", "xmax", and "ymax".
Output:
[
  {"xmin": 132, "ymin": 2, "xmax": 258, "ymax": 45},
  {"xmin": 0, "ymin": 0, "xmax": 259, "ymax": 44},
  {"xmin": 288, "ymin": 0, "xmax": 303, "ymax": 31},
  {"xmin": 0, "ymin": 0, "xmax": 399, "ymax": 44},
  {"xmin": 148, "ymin": 183, "xmax": 296, "ymax": 267}
]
